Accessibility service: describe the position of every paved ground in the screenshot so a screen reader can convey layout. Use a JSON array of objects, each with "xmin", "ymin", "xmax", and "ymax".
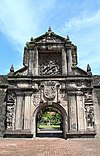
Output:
[{"xmin": 0, "ymin": 138, "xmax": 100, "ymax": 156}]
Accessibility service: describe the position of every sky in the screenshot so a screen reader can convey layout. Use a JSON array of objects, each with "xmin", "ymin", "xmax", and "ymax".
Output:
[{"xmin": 0, "ymin": 0, "xmax": 100, "ymax": 75}]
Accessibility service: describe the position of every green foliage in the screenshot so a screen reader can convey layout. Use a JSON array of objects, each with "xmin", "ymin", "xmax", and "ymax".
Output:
[{"xmin": 37, "ymin": 109, "xmax": 62, "ymax": 126}]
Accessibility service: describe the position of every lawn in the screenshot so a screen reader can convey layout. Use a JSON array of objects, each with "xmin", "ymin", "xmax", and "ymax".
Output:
[{"xmin": 38, "ymin": 124, "xmax": 60, "ymax": 130}]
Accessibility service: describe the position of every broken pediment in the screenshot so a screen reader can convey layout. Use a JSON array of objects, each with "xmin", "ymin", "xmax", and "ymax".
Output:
[
  {"xmin": 73, "ymin": 67, "xmax": 88, "ymax": 76},
  {"xmin": 13, "ymin": 66, "xmax": 28, "ymax": 76}
]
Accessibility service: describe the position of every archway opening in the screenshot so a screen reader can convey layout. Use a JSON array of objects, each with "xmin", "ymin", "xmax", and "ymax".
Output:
[{"xmin": 36, "ymin": 105, "xmax": 65, "ymax": 138}]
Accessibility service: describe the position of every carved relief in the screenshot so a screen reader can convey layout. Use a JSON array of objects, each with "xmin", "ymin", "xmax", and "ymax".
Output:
[
  {"xmin": 33, "ymin": 93, "xmax": 40, "ymax": 106},
  {"xmin": 85, "ymin": 105, "xmax": 94, "ymax": 127},
  {"xmin": 84, "ymin": 91, "xmax": 95, "ymax": 128},
  {"xmin": 7, "ymin": 93, "xmax": 15, "ymax": 102},
  {"xmin": 6, "ymin": 93, "xmax": 15, "ymax": 129},
  {"xmin": 59, "ymin": 89, "xmax": 67, "ymax": 106},
  {"xmin": 40, "ymin": 60, "xmax": 60, "ymax": 75},
  {"xmin": 43, "ymin": 81, "xmax": 56, "ymax": 100},
  {"xmin": 68, "ymin": 81, "xmax": 91, "ymax": 90},
  {"xmin": 39, "ymin": 53, "xmax": 62, "ymax": 75},
  {"xmin": 44, "ymin": 85, "xmax": 56, "ymax": 99},
  {"xmin": 85, "ymin": 91, "xmax": 93, "ymax": 103},
  {"xmin": 36, "ymin": 36, "xmax": 63, "ymax": 44},
  {"xmin": 6, "ymin": 104, "xmax": 15, "ymax": 129}
]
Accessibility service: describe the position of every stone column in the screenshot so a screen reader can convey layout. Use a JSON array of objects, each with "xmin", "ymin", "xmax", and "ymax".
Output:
[
  {"xmin": 62, "ymin": 48, "xmax": 67, "ymax": 75},
  {"xmin": 15, "ymin": 95, "xmax": 23, "ymax": 130},
  {"xmin": 24, "ymin": 95, "xmax": 31, "ymax": 130},
  {"xmin": 77, "ymin": 94, "xmax": 85, "ymax": 131},
  {"xmin": 67, "ymin": 48, "xmax": 72, "ymax": 74}
]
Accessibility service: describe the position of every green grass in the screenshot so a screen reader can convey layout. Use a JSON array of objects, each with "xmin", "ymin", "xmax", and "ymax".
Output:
[{"xmin": 38, "ymin": 124, "xmax": 60, "ymax": 129}]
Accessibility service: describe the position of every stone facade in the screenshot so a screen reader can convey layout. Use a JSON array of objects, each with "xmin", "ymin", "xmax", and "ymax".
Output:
[{"xmin": 0, "ymin": 28, "xmax": 100, "ymax": 138}]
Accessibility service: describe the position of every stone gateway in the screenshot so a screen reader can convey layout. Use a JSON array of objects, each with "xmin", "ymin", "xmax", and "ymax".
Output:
[{"xmin": 0, "ymin": 28, "xmax": 100, "ymax": 138}]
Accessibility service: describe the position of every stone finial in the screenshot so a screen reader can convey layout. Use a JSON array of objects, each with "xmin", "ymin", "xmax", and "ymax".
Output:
[
  {"xmin": 10, "ymin": 64, "xmax": 14, "ymax": 72},
  {"xmin": 87, "ymin": 64, "xmax": 92, "ymax": 75},
  {"xmin": 30, "ymin": 37, "xmax": 34, "ymax": 42},
  {"xmin": 25, "ymin": 42, "xmax": 29, "ymax": 47},
  {"xmin": 66, "ymin": 35, "xmax": 70, "ymax": 42},
  {"xmin": 87, "ymin": 64, "xmax": 91, "ymax": 72},
  {"xmin": 8, "ymin": 64, "xmax": 14, "ymax": 76},
  {"xmin": 48, "ymin": 26, "xmax": 52, "ymax": 33}
]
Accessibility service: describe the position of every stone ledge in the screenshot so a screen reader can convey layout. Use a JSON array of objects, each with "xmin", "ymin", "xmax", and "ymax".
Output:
[
  {"xmin": 3, "ymin": 130, "xmax": 33, "ymax": 138},
  {"xmin": 66, "ymin": 131, "xmax": 96, "ymax": 138}
]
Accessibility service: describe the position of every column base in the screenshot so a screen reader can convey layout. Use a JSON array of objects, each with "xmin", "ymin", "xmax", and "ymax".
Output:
[
  {"xmin": 3, "ymin": 129, "xmax": 33, "ymax": 138},
  {"xmin": 66, "ymin": 131, "xmax": 96, "ymax": 139}
]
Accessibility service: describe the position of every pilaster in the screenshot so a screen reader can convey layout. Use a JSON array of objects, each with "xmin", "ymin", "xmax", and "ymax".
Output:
[
  {"xmin": 67, "ymin": 48, "xmax": 72, "ymax": 74},
  {"xmin": 24, "ymin": 95, "xmax": 31, "ymax": 130},
  {"xmin": 28, "ymin": 48, "xmax": 38, "ymax": 75},
  {"xmin": 77, "ymin": 94, "xmax": 85, "ymax": 131},
  {"xmin": 62, "ymin": 48, "xmax": 67, "ymax": 75},
  {"xmin": 15, "ymin": 95, "xmax": 23, "ymax": 130}
]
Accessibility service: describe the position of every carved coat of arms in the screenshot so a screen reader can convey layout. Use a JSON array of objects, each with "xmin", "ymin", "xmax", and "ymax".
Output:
[{"xmin": 43, "ymin": 81, "xmax": 56, "ymax": 100}]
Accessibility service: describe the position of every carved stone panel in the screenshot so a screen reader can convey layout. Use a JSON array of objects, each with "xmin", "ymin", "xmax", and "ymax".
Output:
[
  {"xmin": 39, "ymin": 53, "xmax": 62, "ymax": 75},
  {"xmin": 84, "ymin": 91, "xmax": 95, "ymax": 128},
  {"xmin": 6, "ymin": 104, "xmax": 15, "ymax": 129},
  {"xmin": 6, "ymin": 93, "xmax": 15, "ymax": 129},
  {"xmin": 7, "ymin": 93, "xmax": 15, "ymax": 102},
  {"xmin": 85, "ymin": 105, "xmax": 94, "ymax": 128}
]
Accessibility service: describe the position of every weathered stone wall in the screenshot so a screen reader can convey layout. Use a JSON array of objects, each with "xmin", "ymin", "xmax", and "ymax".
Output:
[
  {"xmin": 92, "ymin": 76, "xmax": 100, "ymax": 137},
  {"xmin": 0, "ymin": 76, "xmax": 8, "ymax": 137},
  {"xmin": 93, "ymin": 88, "xmax": 100, "ymax": 137},
  {"xmin": 0, "ymin": 89, "xmax": 6, "ymax": 137}
]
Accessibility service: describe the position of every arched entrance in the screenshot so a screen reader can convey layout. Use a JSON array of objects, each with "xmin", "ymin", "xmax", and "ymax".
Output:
[{"xmin": 32, "ymin": 103, "xmax": 68, "ymax": 139}]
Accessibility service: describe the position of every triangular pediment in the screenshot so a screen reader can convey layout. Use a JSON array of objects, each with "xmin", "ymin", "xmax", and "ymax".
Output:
[
  {"xmin": 30, "ymin": 27, "xmax": 68, "ymax": 44},
  {"xmin": 34, "ymin": 32, "xmax": 65, "ymax": 44}
]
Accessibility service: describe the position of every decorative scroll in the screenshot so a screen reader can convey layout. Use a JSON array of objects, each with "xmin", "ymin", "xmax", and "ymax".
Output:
[{"xmin": 39, "ymin": 53, "xmax": 62, "ymax": 75}]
